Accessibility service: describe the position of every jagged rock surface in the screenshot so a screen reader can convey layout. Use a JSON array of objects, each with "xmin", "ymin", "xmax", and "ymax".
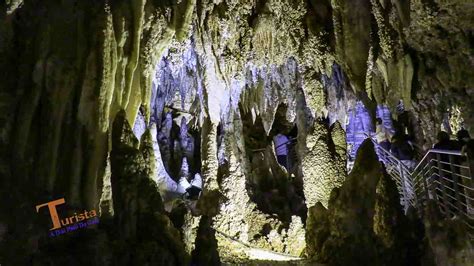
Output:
[
  {"xmin": 1, "ymin": 0, "xmax": 473, "ymax": 264},
  {"xmin": 110, "ymin": 111, "xmax": 188, "ymax": 265},
  {"xmin": 211, "ymin": 111, "xmax": 306, "ymax": 259},
  {"xmin": 302, "ymin": 119, "xmax": 346, "ymax": 208},
  {"xmin": 423, "ymin": 200, "xmax": 474, "ymax": 266},
  {"xmin": 305, "ymin": 140, "xmax": 422, "ymax": 265}
]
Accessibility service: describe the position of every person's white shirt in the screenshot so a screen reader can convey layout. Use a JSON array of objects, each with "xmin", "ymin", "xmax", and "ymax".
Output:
[
  {"xmin": 178, "ymin": 177, "xmax": 191, "ymax": 193},
  {"xmin": 375, "ymin": 124, "xmax": 389, "ymax": 143}
]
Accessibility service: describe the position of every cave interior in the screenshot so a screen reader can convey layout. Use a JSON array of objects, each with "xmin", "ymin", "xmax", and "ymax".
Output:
[{"xmin": 0, "ymin": 0, "xmax": 473, "ymax": 265}]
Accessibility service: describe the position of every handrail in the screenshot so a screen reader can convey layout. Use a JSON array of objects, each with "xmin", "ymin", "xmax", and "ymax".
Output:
[
  {"xmin": 371, "ymin": 139, "xmax": 413, "ymax": 172},
  {"xmin": 390, "ymin": 143, "xmax": 473, "ymax": 237},
  {"xmin": 413, "ymin": 149, "xmax": 465, "ymax": 174},
  {"xmin": 214, "ymin": 228, "xmax": 301, "ymax": 260},
  {"xmin": 251, "ymin": 137, "xmax": 297, "ymax": 153},
  {"xmin": 370, "ymin": 139, "xmax": 415, "ymax": 212},
  {"xmin": 275, "ymin": 137, "xmax": 297, "ymax": 150},
  {"xmin": 428, "ymin": 149, "xmax": 463, "ymax": 156}
]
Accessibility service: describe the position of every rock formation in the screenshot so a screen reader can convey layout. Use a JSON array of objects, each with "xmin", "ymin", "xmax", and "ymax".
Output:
[
  {"xmin": 305, "ymin": 140, "xmax": 424, "ymax": 265},
  {"xmin": 110, "ymin": 110, "xmax": 188, "ymax": 265},
  {"xmin": 423, "ymin": 200, "xmax": 474, "ymax": 265},
  {"xmin": 0, "ymin": 0, "xmax": 472, "ymax": 265}
]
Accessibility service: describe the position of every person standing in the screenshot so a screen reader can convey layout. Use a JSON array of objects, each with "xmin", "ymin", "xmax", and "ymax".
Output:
[
  {"xmin": 391, "ymin": 133, "xmax": 415, "ymax": 170},
  {"xmin": 457, "ymin": 129, "xmax": 472, "ymax": 150},
  {"xmin": 375, "ymin": 118, "xmax": 391, "ymax": 151},
  {"xmin": 273, "ymin": 133, "xmax": 289, "ymax": 169},
  {"xmin": 433, "ymin": 131, "xmax": 459, "ymax": 150},
  {"xmin": 390, "ymin": 133, "xmax": 416, "ymax": 203}
]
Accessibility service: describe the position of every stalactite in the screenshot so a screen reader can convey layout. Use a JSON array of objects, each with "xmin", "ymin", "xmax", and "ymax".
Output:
[{"xmin": 1, "ymin": 0, "xmax": 473, "ymax": 264}]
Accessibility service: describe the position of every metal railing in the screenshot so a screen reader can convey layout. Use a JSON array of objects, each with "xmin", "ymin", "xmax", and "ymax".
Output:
[
  {"xmin": 373, "ymin": 141, "xmax": 415, "ymax": 212},
  {"xmin": 411, "ymin": 149, "xmax": 474, "ymax": 232},
  {"xmin": 251, "ymin": 137, "xmax": 298, "ymax": 173},
  {"xmin": 214, "ymin": 229, "xmax": 301, "ymax": 261},
  {"xmin": 251, "ymin": 137, "xmax": 297, "ymax": 153},
  {"xmin": 371, "ymin": 139, "xmax": 474, "ymax": 234}
]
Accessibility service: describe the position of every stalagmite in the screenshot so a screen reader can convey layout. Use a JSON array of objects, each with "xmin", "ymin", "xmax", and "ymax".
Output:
[{"xmin": 1, "ymin": 0, "xmax": 473, "ymax": 264}]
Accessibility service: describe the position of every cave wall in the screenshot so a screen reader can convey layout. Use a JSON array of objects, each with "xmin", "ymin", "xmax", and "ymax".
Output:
[
  {"xmin": 110, "ymin": 110, "xmax": 188, "ymax": 265},
  {"xmin": 0, "ymin": 0, "xmax": 195, "ymax": 262},
  {"xmin": 1, "ymin": 0, "xmax": 195, "ymax": 208},
  {"xmin": 0, "ymin": 0, "xmax": 473, "ymax": 264},
  {"xmin": 305, "ymin": 140, "xmax": 422, "ymax": 265}
]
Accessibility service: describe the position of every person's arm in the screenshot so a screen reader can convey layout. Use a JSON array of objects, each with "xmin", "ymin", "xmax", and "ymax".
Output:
[{"xmin": 461, "ymin": 145, "xmax": 467, "ymax": 156}]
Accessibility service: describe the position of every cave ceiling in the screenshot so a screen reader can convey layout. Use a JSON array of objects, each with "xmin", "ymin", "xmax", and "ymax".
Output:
[{"xmin": 0, "ymin": 0, "xmax": 473, "ymax": 264}]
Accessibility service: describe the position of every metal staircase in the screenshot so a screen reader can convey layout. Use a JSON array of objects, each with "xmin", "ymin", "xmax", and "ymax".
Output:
[
  {"xmin": 372, "ymin": 140, "xmax": 474, "ymax": 234},
  {"xmin": 373, "ymin": 141, "xmax": 415, "ymax": 212}
]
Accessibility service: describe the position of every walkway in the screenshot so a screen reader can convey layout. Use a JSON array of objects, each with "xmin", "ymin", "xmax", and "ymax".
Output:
[
  {"xmin": 371, "ymin": 140, "xmax": 474, "ymax": 236},
  {"xmin": 215, "ymin": 229, "xmax": 302, "ymax": 262}
]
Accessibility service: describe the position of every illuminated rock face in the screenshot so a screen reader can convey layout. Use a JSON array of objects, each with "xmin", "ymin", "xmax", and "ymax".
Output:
[
  {"xmin": 305, "ymin": 140, "xmax": 421, "ymax": 265},
  {"xmin": 1, "ymin": 0, "xmax": 473, "ymax": 264},
  {"xmin": 302, "ymin": 119, "xmax": 347, "ymax": 208},
  {"xmin": 210, "ymin": 112, "xmax": 306, "ymax": 259}
]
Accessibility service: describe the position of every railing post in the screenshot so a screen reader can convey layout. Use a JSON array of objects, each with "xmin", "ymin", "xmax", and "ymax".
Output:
[
  {"xmin": 399, "ymin": 161, "xmax": 409, "ymax": 212},
  {"xmin": 404, "ymin": 166, "xmax": 414, "ymax": 207},
  {"xmin": 436, "ymin": 153, "xmax": 452, "ymax": 217},
  {"xmin": 425, "ymin": 156, "xmax": 440, "ymax": 213},
  {"xmin": 418, "ymin": 170, "xmax": 429, "ymax": 216},
  {"xmin": 448, "ymin": 154, "xmax": 464, "ymax": 218},
  {"xmin": 421, "ymin": 167, "xmax": 430, "ymax": 200},
  {"xmin": 466, "ymin": 155, "xmax": 474, "ymax": 216}
]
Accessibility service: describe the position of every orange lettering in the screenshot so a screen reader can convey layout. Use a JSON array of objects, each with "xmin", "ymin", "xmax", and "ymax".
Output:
[{"xmin": 36, "ymin": 198, "xmax": 66, "ymax": 230}]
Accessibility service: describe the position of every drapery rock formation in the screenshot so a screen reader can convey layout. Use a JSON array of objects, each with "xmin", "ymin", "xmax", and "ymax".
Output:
[{"xmin": 1, "ymin": 0, "xmax": 473, "ymax": 265}]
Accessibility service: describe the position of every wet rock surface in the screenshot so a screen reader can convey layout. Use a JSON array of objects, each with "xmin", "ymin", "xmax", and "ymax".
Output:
[{"xmin": 0, "ymin": 0, "xmax": 473, "ymax": 265}]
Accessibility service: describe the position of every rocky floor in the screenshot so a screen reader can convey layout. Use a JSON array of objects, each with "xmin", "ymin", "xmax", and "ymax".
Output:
[{"xmin": 222, "ymin": 260, "xmax": 321, "ymax": 266}]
